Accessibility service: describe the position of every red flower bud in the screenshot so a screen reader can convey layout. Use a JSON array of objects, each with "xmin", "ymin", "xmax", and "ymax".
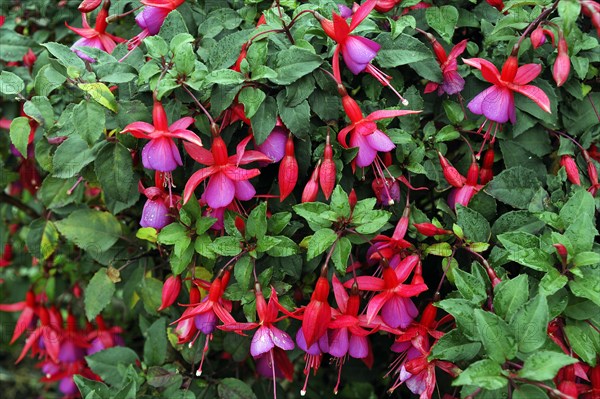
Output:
[
  {"xmin": 158, "ymin": 275, "xmax": 182, "ymax": 311},
  {"xmin": 432, "ymin": 40, "xmax": 448, "ymax": 65},
  {"xmin": 234, "ymin": 216, "xmax": 246, "ymax": 235},
  {"xmin": 485, "ymin": 0, "xmax": 505, "ymax": 12},
  {"xmin": 553, "ymin": 37, "xmax": 570, "ymax": 87},
  {"xmin": 553, "ymin": 243, "xmax": 568, "ymax": 266},
  {"xmin": 22, "ymin": 49, "xmax": 36, "ymax": 68},
  {"xmin": 78, "ymin": 0, "xmax": 102, "ymax": 12},
  {"xmin": 278, "ymin": 135, "xmax": 298, "ymax": 201},
  {"xmin": 302, "ymin": 276, "xmax": 331, "ymax": 348},
  {"xmin": 500, "ymin": 55, "xmax": 518, "ymax": 82},
  {"xmin": 341, "ymin": 95, "xmax": 363, "ymax": 123},
  {"xmin": 466, "ymin": 159, "xmax": 479, "ymax": 186},
  {"xmin": 375, "ymin": 0, "xmax": 401, "ymax": 13},
  {"xmin": 302, "ymin": 161, "xmax": 321, "ymax": 203},
  {"xmin": 557, "ymin": 381, "xmax": 578, "ymax": 398},
  {"xmin": 588, "ymin": 160, "xmax": 599, "ymax": 185},
  {"xmin": 319, "ymin": 135, "xmax": 336, "ymax": 199},
  {"xmin": 189, "ymin": 285, "xmax": 201, "ymax": 304},
  {"xmin": 414, "ymin": 222, "xmax": 451, "ymax": 236},
  {"xmin": 438, "ymin": 152, "xmax": 465, "ymax": 188},
  {"xmin": 530, "ymin": 26, "xmax": 547, "ymax": 48},
  {"xmin": 560, "ymin": 155, "xmax": 581, "ymax": 185},
  {"xmin": 348, "ymin": 188, "xmax": 357, "ymax": 211}
]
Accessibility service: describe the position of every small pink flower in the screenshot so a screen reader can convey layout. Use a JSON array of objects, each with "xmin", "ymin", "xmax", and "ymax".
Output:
[{"xmin": 422, "ymin": 33, "xmax": 467, "ymax": 96}]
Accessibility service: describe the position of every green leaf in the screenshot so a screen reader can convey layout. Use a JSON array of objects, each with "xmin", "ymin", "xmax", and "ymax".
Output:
[
  {"xmin": 217, "ymin": 378, "xmax": 257, "ymax": 399},
  {"xmin": 512, "ymin": 385, "xmax": 549, "ymax": 399},
  {"xmin": 52, "ymin": 136, "xmax": 96, "ymax": 178},
  {"xmin": 234, "ymin": 255, "xmax": 253, "ymax": 290},
  {"xmin": 332, "ymin": 236, "xmax": 352, "ymax": 276},
  {"xmin": 268, "ymin": 212, "xmax": 292, "ymax": 235},
  {"xmin": 237, "ymin": 87, "xmax": 266, "ymax": 119},
  {"xmin": 426, "ymin": 6, "xmax": 459, "ymax": 43},
  {"xmin": 78, "ymin": 83, "xmax": 119, "ymax": 112},
  {"xmin": 486, "ymin": 166, "xmax": 542, "ymax": 209},
  {"xmin": 443, "ymin": 100, "xmax": 465, "ymax": 124},
  {"xmin": 454, "ymin": 268, "xmax": 487, "ymax": 305},
  {"xmin": 158, "ymin": 223, "xmax": 187, "ymax": 245},
  {"xmin": 354, "ymin": 210, "xmax": 391, "ymax": 234},
  {"xmin": 493, "ymin": 274, "xmax": 529, "ymax": 320},
  {"xmin": 95, "ymin": 142, "xmax": 138, "ymax": 212},
  {"xmin": 26, "ymin": 219, "xmax": 59, "ymax": 260},
  {"xmin": 55, "ymin": 209, "xmax": 122, "ymax": 253},
  {"xmin": 256, "ymin": 235, "xmax": 281, "ymax": 253},
  {"xmin": 424, "ymin": 242, "xmax": 453, "ymax": 257},
  {"xmin": 330, "ymin": 186, "xmax": 350, "ymax": 219},
  {"xmin": 270, "ymin": 46, "xmax": 322, "ymax": 85},
  {"xmin": 210, "ymin": 236, "xmax": 243, "ymax": 256},
  {"xmin": 497, "ymin": 231, "xmax": 553, "ymax": 272},
  {"xmin": 509, "ymin": 294, "xmax": 549, "ymax": 353},
  {"xmin": 39, "ymin": 176, "xmax": 83, "ymax": 209},
  {"xmin": 278, "ymin": 97, "xmax": 310, "ymax": 139},
  {"xmin": 430, "ymin": 329, "xmax": 481, "ymax": 362},
  {"xmin": 43, "ymin": 42, "xmax": 86, "ymax": 74},
  {"xmin": 223, "ymin": 333, "xmax": 251, "ymax": 362},
  {"xmin": 34, "ymin": 64, "xmax": 67, "ymax": 96},
  {"xmin": 73, "ymin": 100, "xmax": 106, "ymax": 145},
  {"xmin": 23, "ymin": 96, "xmax": 54, "ymax": 129},
  {"xmin": 518, "ymin": 351, "xmax": 577, "ymax": 381},
  {"xmin": 564, "ymin": 322, "xmax": 599, "ymax": 365},
  {"xmin": 293, "ymin": 202, "xmax": 333, "ymax": 231},
  {"xmin": 246, "ymin": 202, "xmax": 267, "ymax": 239},
  {"xmin": 9, "ymin": 117, "xmax": 31, "ymax": 159},
  {"xmin": 73, "ymin": 375, "xmax": 111, "ymax": 399},
  {"xmin": 159, "ymin": 9, "xmax": 189, "ymax": 42},
  {"xmin": 436, "ymin": 298, "xmax": 478, "ymax": 340},
  {"xmin": 144, "ymin": 318, "xmax": 167, "ymax": 366},
  {"xmin": 474, "ymin": 309, "xmax": 516, "ymax": 363},
  {"xmin": 85, "ymin": 268, "xmax": 116, "ymax": 321},
  {"xmin": 250, "ymin": 96, "xmax": 277, "ymax": 145},
  {"xmin": 266, "ymin": 236, "xmax": 299, "ymax": 257},
  {"xmin": 569, "ymin": 265, "xmax": 600, "ymax": 306},
  {"xmin": 376, "ymin": 33, "xmax": 433, "ymax": 67},
  {"xmin": 452, "ymin": 359, "xmax": 507, "ymax": 390},
  {"xmin": 0, "ymin": 70, "xmax": 25, "ymax": 94},
  {"xmin": 456, "ymin": 205, "xmax": 491, "ymax": 243},
  {"xmin": 307, "ymin": 228, "xmax": 338, "ymax": 260},
  {"xmin": 85, "ymin": 347, "xmax": 139, "ymax": 386},
  {"xmin": 206, "ymin": 69, "xmax": 245, "ymax": 85}
]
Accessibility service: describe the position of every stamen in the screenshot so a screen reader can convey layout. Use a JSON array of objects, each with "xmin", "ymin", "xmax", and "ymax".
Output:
[
  {"xmin": 270, "ymin": 349, "xmax": 277, "ymax": 399},
  {"xmin": 195, "ymin": 334, "xmax": 211, "ymax": 376},
  {"xmin": 365, "ymin": 64, "xmax": 409, "ymax": 105}
]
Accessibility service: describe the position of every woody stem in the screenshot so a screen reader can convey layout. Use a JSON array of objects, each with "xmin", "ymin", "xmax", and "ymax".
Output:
[{"xmin": 181, "ymin": 83, "xmax": 215, "ymax": 125}]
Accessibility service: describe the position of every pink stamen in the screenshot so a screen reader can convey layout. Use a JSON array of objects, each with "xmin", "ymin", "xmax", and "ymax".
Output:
[{"xmin": 365, "ymin": 64, "xmax": 409, "ymax": 105}]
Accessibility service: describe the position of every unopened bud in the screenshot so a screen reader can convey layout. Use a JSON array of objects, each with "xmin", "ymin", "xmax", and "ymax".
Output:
[
  {"xmin": 560, "ymin": 155, "xmax": 580, "ymax": 185},
  {"xmin": 530, "ymin": 26, "xmax": 547, "ymax": 48},
  {"xmin": 438, "ymin": 152, "xmax": 465, "ymax": 188},
  {"xmin": 158, "ymin": 275, "xmax": 182, "ymax": 311},
  {"xmin": 414, "ymin": 222, "xmax": 451, "ymax": 236},
  {"xmin": 302, "ymin": 162, "xmax": 321, "ymax": 203},
  {"xmin": 553, "ymin": 37, "xmax": 570, "ymax": 87}
]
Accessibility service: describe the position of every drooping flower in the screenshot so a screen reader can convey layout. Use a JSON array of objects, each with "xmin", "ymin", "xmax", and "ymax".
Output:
[
  {"xmin": 278, "ymin": 134, "xmax": 298, "ymax": 201},
  {"xmin": 0, "ymin": 290, "xmax": 38, "ymax": 344},
  {"xmin": 66, "ymin": 1, "xmax": 125, "ymax": 62},
  {"xmin": 122, "ymin": 100, "xmax": 202, "ymax": 173},
  {"xmin": 301, "ymin": 275, "xmax": 332, "ymax": 348},
  {"xmin": 319, "ymin": 134, "xmax": 337, "ymax": 200},
  {"xmin": 128, "ymin": 0, "xmax": 185, "ymax": 49},
  {"xmin": 183, "ymin": 135, "xmax": 271, "ymax": 208},
  {"xmin": 420, "ymin": 31, "xmax": 467, "ymax": 96},
  {"xmin": 302, "ymin": 161, "xmax": 321, "ymax": 203},
  {"xmin": 158, "ymin": 275, "xmax": 182, "ymax": 312},
  {"xmin": 87, "ymin": 315, "xmax": 124, "ymax": 355},
  {"xmin": 338, "ymin": 94, "xmax": 420, "ymax": 168},
  {"xmin": 367, "ymin": 207, "xmax": 412, "ymax": 265},
  {"xmin": 463, "ymin": 55, "xmax": 551, "ymax": 146},
  {"xmin": 553, "ymin": 34, "xmax": 571, "ymax": 87}
]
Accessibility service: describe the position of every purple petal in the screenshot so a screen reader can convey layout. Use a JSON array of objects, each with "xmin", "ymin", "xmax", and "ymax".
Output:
[
  {"xmin": 348, "ymin": 334, "xmax": 368, "ymax": 359},
  {"xmin": 140, "ymin": 198, "xmax": 172, "ymax": 229},
  {"xmin": 58, "ymin": 340, "xmax": 85, "ymax": 363},
  {"xmin": 390, "ymin": 340, "xmax": 412, "ymax": 354},
  {"xmin": 135, "ymin": 6, "xmax": 170, "ymax": 35},
  {"xmin": 234, "ymin": 179, "xmax": 256, "ymax": 202},
  {"xmin": 381, "ymin": 296, "xmax": 418, "ymax": 329},
  {"xmin": 365, "ymin": 129, "xmax": 395, "ymax": 152},
  {"xmin": 296, "ymin": 328, "xmax": 321, "ymax": 355},
  {"xmin": 204, "ymin": 172, "xmax": 235, "ymax": 209},
  {"xmin": 72, "ymin": 37, "xmax": 103, "ymax": 62},
  {"xmin": 342, "ymin": 36, "xmax": 380, "ymax": 74},
  {"xmin": 255, "ymin": 352, "xmax": 285, "ymax": 379},
  {"xmin": 142, "ymin": 137, "xmax": 182, "ymax": 172},
  {"xmin": 467, "ymin": 85, "xmax": 496, "ymax": 116},
  {"xmin": 194, "ymin": 307, "xmax": 218, "ymax": 335},
  {"xmin": 270, "ymin": 326, "xmax": 295, "ymax": 351},
  {"xmin": 257, "ymin": 127, "xmax": 287, "ymax": 162},
  {"xmin": 327, "ymin": 327, "xmax": 349, "ymax": 358},
  {"xmin": 338, "ymin": 4, "xmax": 353, "ymax": 18},
  {"xmin": 406, "ymin": 369, "xmax": 428, "ymax": 395},
  {"xmin": 441, "ymin": 70, "xmax": 465, "ymax": 95},
  {"xmin": 59, "ymin": 377, "xmax": 78, "ymax": 395},
  {"xmin": 251, "ymin": 325, "xmax": 275, "ymax": 357},
  {"xmin": 350, "ymin": 131, "xmax": 377, "ymax": 167},
  {"xmin": 480, "ymin": 86, "xmax": 513, "ymax": 124}
]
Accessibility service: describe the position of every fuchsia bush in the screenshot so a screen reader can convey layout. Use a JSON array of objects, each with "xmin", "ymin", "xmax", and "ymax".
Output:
[{"xmin": 1, "ymin": 0, "xmax": 600, "ymax": 398}]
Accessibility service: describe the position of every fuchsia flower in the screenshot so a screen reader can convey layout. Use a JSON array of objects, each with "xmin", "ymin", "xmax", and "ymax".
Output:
[
  {"xmin": 420, "ymin": 31, "xmax": 468, "ymax": 96},
  {"xmin": 318, "ymin": 0, "xmax": 409, "ymax": 103},
  {"xmin": 256, "ymin": 125, "xmax": 287, "ymax": 163},
  {"xmin": 66, "ymin": 1, "xmax": 125, "ymax": 62},
  {"xmin": 158, "ymin": 275, "xmax": 182, "ymax": 312},
  {"xmin": 128, "ymin": 0, "xmax": 185, "ymax": 49},
  {"xmin": 122, "ymin": 100, "xmax": 202, "ymax": 173},
  {"xmin": 464, "ymin": 55, "xmax": 551, "ymax": 125},
  {"xmin": 338, "ymin": 94, "xmax": 420, "ymax": 168},
  {"xmin": 87, "ymin": 315, "xmax": 124, "ymax": 355},
  {"xmin": 368, "ymin": 207, "xmax": 412, "ymax": 265},
  {"xmin": 0, "ymin": 290, "xmax": 38, "ymax": 344},
  {"xmin": 183, "ymin": 135, "xmax": 271, "ymax": 208},
  {"xmin": 301, "ymin": 276, "xmax": 332, "ymax": 348},
  {"xmin": 140, "ymin": 186, "xmax": 174, "ymax": 229},
  {"xmin": 347, "ymin": 254, "xmax": 427, "ymax": 329}
]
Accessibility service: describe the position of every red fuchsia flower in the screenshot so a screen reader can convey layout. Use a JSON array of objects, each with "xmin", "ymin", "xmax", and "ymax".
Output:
[
  {"xmin": 296, "ymin": 325, "xmax": 330, "ymax": 396},
  {"xmin": 183, "ymin": 134, "xmax": 271, "ymax": 208},
  {"xmin": 78, "ymin": 0, "xmax": 102, "ymax": 12},
  {"xmin": 302, "ymin": 275, "xmax": 332, "ymax": 348},
  {"xmin": 347, "ymin": 254, "xmax": 427, "ymax": 329},
  {"xmin": 66, "ymin": 1, "xmax": 125, "ymax": 62},
  {"xmin": 128, "ymin": 0, "xmax": 185, "ymax": 49},
  {"xmin": 87, "ymin": 315, "xmax": 124, "ymax": 355},
  {"xmin": 560, "ymin": 155, "xmax": 581, "ymax": 185},
  {"xmin": 57, "ymin": 313, "xmax": 89, "ymax": 365},
  {"xmin": 319, "ymin": 134, "xmax": 337, "ymax": 200},
  {"xmin": 337, "ymin": 3, "xmax": 358, "ymax": 18},
  {"xmin": 158, "ymin": 275, "xmax": 182, "ymax": 311},
  {"xmin": 414, "ymin": 223, "xmax": 452, "ymax": 237},
  {"xmin": 0, "ymin": 243, "xmax": 12, "ymax": 267},
  {"xmin": 302, "ymin": 161, "xmax": 321, "ymax": 203},
  {"xmin": 368, "ymin": 207, "xmax": 412, "ymax": 265},
  {"xmin": 387, "ymin": 303, "xmax": 457, "ymax": 397},
  {"xmin": 485, "ymin": 0, "xmax": 505, "ymax": 12},
  {"xmin": 220, "ymin": 285, "xmax": 294, "ymax": 393},
  {"xmin": 15, "ymin": 306, "xmax": 61, "ymax": 364},
  {"xmin": 278, "ymin": 134, "xmax": 298, "ymax": 201},
  {"xmin": 254, "ymin": 347, "xmax": 294, "ymax": 383},
  {"xmin": 479, "ymin": 146, "xmax": 495, "ymax": 184},
  {"xmin": 0, "ymin": 290, "xmax": 38, "ymax": 344},
  {"xmin": 582, "ymin": 150, "xmax": 600, "ymax": 196},
  {"xmin": 174, "ymin": 270, "xmax": 236, "ymax": 376},
  {"xmin": 419, "ymin": 30, "xmax": 468, "ymax": 96},
  {"xmin": 553, "ymin": 34, "xmax": 571, "ymax": 87},
  {"xmin": 463, "ymin": 54, "xmax": 551, "ymax": 146},
  {"xmin": 446, "ymin": 156, "xmax": 484, "ymax": 209},
  {"xmin": 581, "ymin": 0, "xmax": 600, "ymax": 37},
  {"xmin": 318, "ymin": 0, "xmax": 409, "ymax": 103},
  {"xmin": 122, "ymin": 100, "xmax": 202, "ymax": 173},
  {"xmin": 338, "ymin": 93, "xmax": 420, "ymax": 168}
]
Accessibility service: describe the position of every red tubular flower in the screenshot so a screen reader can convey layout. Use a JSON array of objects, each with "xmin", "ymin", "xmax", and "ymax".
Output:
[
  {"xmin": 420, "ymin": 30, "xmax": 467, "ymax": 96},
  {"xmin": 479, "ymin": 146, "xmax": 495, "ymax": 184},
  {"xmin": 302, "ymin": 161, "xmax": 321, "ymax": 203},
  {"xmin": 437, "ymin": 152, "xmax": 465, "ymax": 188},
  {"xmin": 560, "ymin": 155, "xmax": 581, "ymax": 185},
  {"xmin": 158, "ymin": 275, "xmax": 182, "ymax": 311},
  {"xmin": 375, "ymin": 0, "xmax": 402, "ymax": 13},
  {"xmin": 0, "ymin": 243, "xmax": 12, "ymax": 267},
  {"xmin": 183, "ymin": 135, "xmax": 271, "ymax": 207},
  {"xmin": 302, "ymin": 276, "xmax": 332, "ymax": 348},
  {"xmin": 414, "ymin": 223, "xmax": 451, "ymax": 236},
  {"xmin": 279, "ymin": 134, "xmax": 298, "ymax": 201},
  {"xmin": 78, "ymin": 0, "xmax": 102, "ymax": 12},
  {"xmin": 581, "ymin": 0, "xmax": 600, "ymax": 37},
  {"xmin": 368, "ymin": 207, "xmax": 412, "ymax": 264},
  {"xmin": 319, "ymin": 135, "xmax": 336, "ymax": 200},
  {"xmin": 553, "ymin": 35, "xmax": 571, "ymax": 87},
  {"xmin": 16, "ymin": 306, "xmax": 61, "ymax": 364}
]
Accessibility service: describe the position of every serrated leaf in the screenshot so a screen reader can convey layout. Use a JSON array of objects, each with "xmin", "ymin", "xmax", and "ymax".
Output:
[
  {"xmin": 26, "ymin": 219, "xmax": 59, "ymax": 260},
  {"xmin": 518, "ymin": 351, "xmax": 577, "ymax": 381},
  {"xmin": 452, "ymin": 359, "xmax": 507, "ymax": 390},
  {"xmin": 9, "ymin": 117, "xmax": 31, "ymax": 159},
  {"xmin": 85, "ymin": 268, "xmax": 116, "ymax": 320},
  {"xmin": 307, "ymin": 228, "xmax": 338, "ymax": 260},
  {"xmin": 78, "ymin": 83, "xmax": 119, "ymax": 112},
  {"xmin": 55, "ymin": 209, "xmax": 121, "ymax": 253},
  {"xmin": 510, "ymin": 294, "xmax": 549, "ymax": 353}
]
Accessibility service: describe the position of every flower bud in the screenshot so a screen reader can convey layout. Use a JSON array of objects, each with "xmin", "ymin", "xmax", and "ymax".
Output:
[
  {"xmin": 414, "ymin": 223, "xmax": 451, "ymax": 236},
  {"xmin": 22, "ymin": 49, "xmax": 36, "ymax": 68},
  {"xmin": 348, "ymin": 188, "xmax": 357, "ymax": 211},
  {"xmin": 158, "ymin": 275, "xmax": 182, "ymax": 311},
  {"xmin": 438, "ymin": 152, "xmax": 465, "ymax": 188},
  {"xmin": 341, "ymin": 95, "xmax": 363, "ymax": 123},
  {"xmin": 553, "ymin": 243, "xmax": 568, "ymax": 266},
  {"xmin": 560, "ymin": 155, "xmax": 580, "ymax": 185},
  {"xmin": 466, "ymin": 159, "xmax": 480, "ymax": 186},
  {"xmin": 375, "ymin": 0, "xmax": 400, "ymax": 13},
  {"xmin": 553, "ymin": 37, "xmax": 570, "ymax": 87},
  {"xmin": 302, "ymin": 161, "xmax": 321, "ymax": 203},
  {"xmin": 278, "ymin": 134, "xmax": 298, "ymax": 201},
  {"xmin": 530, "ymin": 26, "xmax": 547, "ymax": 48},
  {"xmin": 78, "ymin": 0, "xmax": 102, "ymax": 12},
  {"xmin": 319, "ymin": 135, "xmax": 336, "ymax": 199}
]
